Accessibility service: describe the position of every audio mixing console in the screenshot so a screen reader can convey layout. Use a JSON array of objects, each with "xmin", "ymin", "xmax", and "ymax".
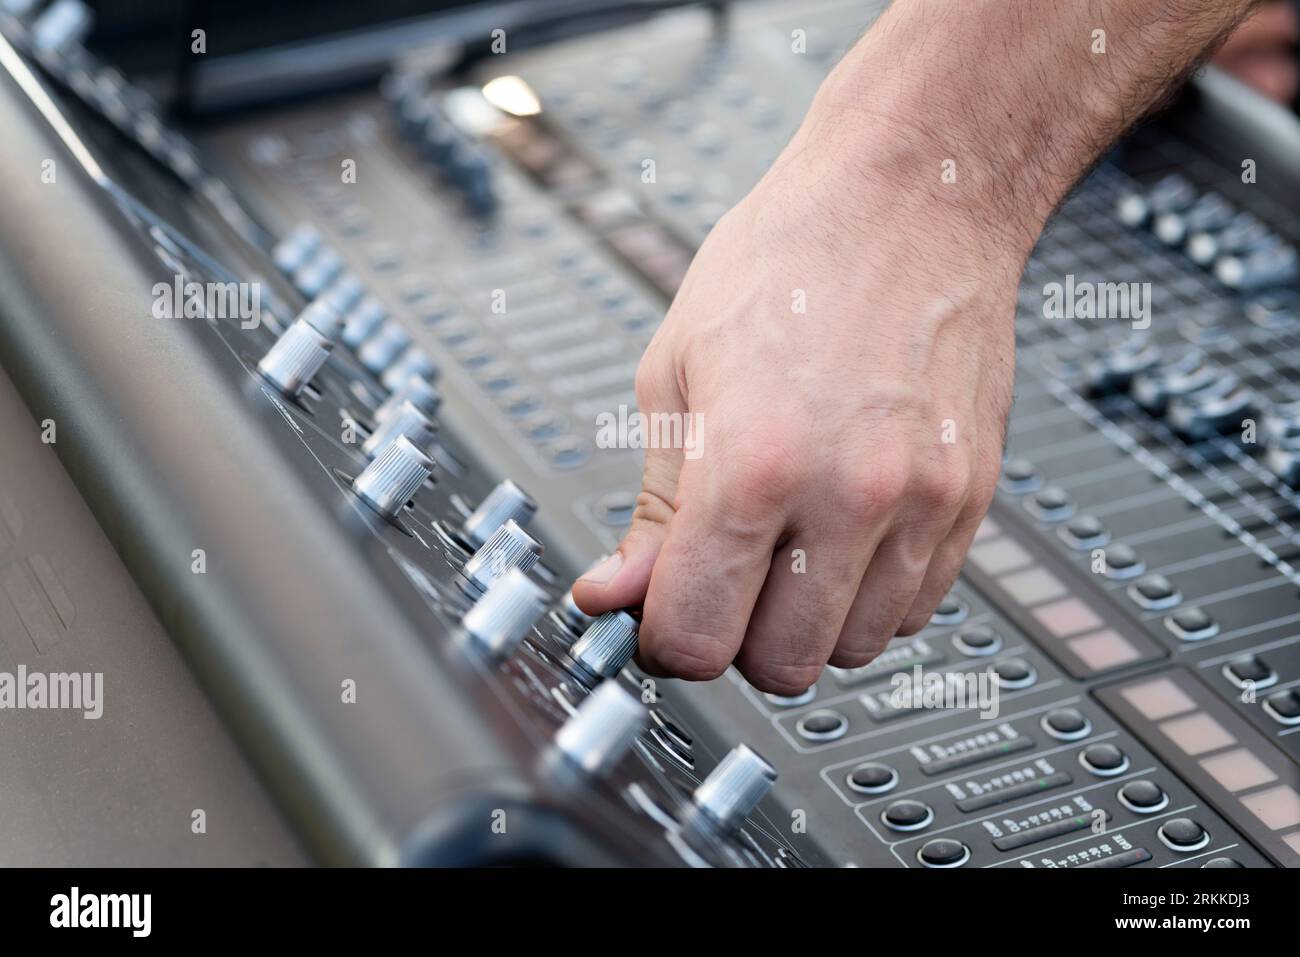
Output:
[{"xmin": 0, "ymin": 0, "xmax": 1298, "ymax": 869}]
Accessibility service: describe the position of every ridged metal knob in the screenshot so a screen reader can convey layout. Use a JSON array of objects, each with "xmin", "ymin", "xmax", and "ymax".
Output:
[
  {"xmin": 557, "ymin": 587, "xmax": 597, "ymax": 633},
  {"xmin": 570, "ymin": 610, "xmax": 639, "ymax": 680},
  {"xmin": 299, "ymin": 299, "xmax": 345, "ymax": 340},
  {"xmin": 293, "ymin": 247, "xmax": 344, "ymax": 298},
  {"xmin": 381, "ymin": 347, "xmax": 438, "ymax": 392},
  {"xmin": 463, "ymin": 519, "xmax": 542, "ymax": 590},
  {"xmin": 555, "ymin": 681, "xmax": 647, "ymax": 777},
  {"xmin": 376, "ymin": 375, "xmax": 442, "ymax": 422},
  {"xmin": 257, "ymin": 318, "xmax": 332, "ymax": 396},
  {"xmin": 320, "ymin": 272, "xmax": 365, "ymax": 315},
  {"xmin": 271, "ymin": 223, "xmax": 322, "ymax": 274},
  {"xmin": 694, "ymin": 744, "xmax": 778, "ymax": 831},
  {"xmin": 342, "ymin": 296, "xmax": 388, "ymax": 348},
  {"xmin": 361, "ymin": 400, "xmax": 436, "ymax": 458},
  {"xmin": 462, "ymin": 567, "xmax": 547, "ymax": 658},
  {"xmin": 463, "ymin": 480, "xmax": 538, "ymax": 548},
  {"xmin": 351, "ymin": 435, "xmax": 433, "ymax": 519},
  {"xmin": 358, "ymin": 319, "xmax": 412, "ymax": 373}
]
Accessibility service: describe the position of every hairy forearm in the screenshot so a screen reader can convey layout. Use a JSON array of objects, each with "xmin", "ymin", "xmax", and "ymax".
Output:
[{"xmin": 774, "ymin": 0, "xmax": 1262, "ymax": 260}]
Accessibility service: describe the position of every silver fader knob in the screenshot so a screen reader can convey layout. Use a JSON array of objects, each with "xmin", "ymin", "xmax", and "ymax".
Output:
[
  {"xmin": 557, "ymin": 587, "xmax": 597, "ymax": 632},
  {"xmin": 271, "ymin": 223, "xmax": 322, "ymax": 274},
  {"xmin": 361, "ymin": 399, "xmax": 436, "ymax": 458},
  {"xmin": 694, "ymin": 744, "xmax": 778, "ymax": 831},
  {"xmin": 376, "ymin": 375, "xmax": 442, "ymax": 422},
  {"xmin": 570, "ymin": 610, "xmax": 639, "ymax": 680},
  {"xmin": 293, "ymin": 247, "xmax": 344, "ymax": 298},
  {"xmin": 342, "ymin": 296, "xmax": 388, "ymax": 348},
  {"xmin": 320, "ymin": 272, "xmax": 365, "ymax": 315},
  {"xmin": 463, "ymin": 519, "xmax": 542, "ymax": 590},
  {"xmin": 381, "ymin": 347, "xmax": 438, "ymax": 392},
  {"xmin": 462, "ymin": 567, "xmax": 547, "ymax": 658},
  {"xmin": 358, "ymin": 320, "xmax": 412, "ymax": 374},
  {"xmin": 463, "ymin": 480, "xmax": 538, "ymax": 548},
  {"xmin": 257, "ymin": 318, "xmax": 332, "ymax": 397},
  {"xmin": 299, "ymin": 299, "xmax": 345, "ymax": 340},
  {"xmin": 351, "ymin": 435, "xmax": 433, "ymax": 519},
  {"xmin": 555, "ymin": 681, "xmax": 647, "ymax": 777}
]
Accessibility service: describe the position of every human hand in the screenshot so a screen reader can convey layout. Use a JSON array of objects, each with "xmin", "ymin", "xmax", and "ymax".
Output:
[
  {"xmin": 571, "ymin": 128, "xmax": 1020, "ymax": 694},
  {"xmin": 1213, "ymin": 0, "xmax": 1299, "ymax": 103}
]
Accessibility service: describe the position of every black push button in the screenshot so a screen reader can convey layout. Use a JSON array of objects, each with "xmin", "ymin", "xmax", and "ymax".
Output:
[
  {"xmin": 1041, "ymin": 708, "xmax": 1092, "ymax": 741},
  {"xmin": 1263, "ymin": 689, "xmax": 1300, "ymax": 725},
  {"xmin": 1165, "ymin": 606, "xmax": 1218, "ymax": 641},
  {"xmin": 796, "ymin": 709, "xmax": 848, "ymax": 741},
  {"xmin": 1026, "ymin": 485, "xmax": 1074, "ymax": 521},
  {"xmin": 930, "ymin": 594, "xmax": 967, "ymax": 625},
  {"xmin": 1060, "ymin": 514, "xmax": 1109, "ymax": 549},
  {"xmin": 1158, "ymin": 817, "xmax": 1210, "ymax": 852},
  {"xmin": 917, "ymin": 838, "xmax": 969, "ymax": 868},
  {"xmin": 1117, "ymin": 780, "xmax": 1168, "ymax": 814},
  {"xmin": 881, "ymin": 800, "xmax": 934, "ymax": 832},
  {"xmin": 992, "ymin": 658, "xmax": 1037, "ymax": 689},
  {"xmin": 1128, "ymin": 574, "xmax": 1181, "ymax": 610},
  {"xmin": 1101, "ymin": 543, "xmax": 1144, "ymax": 579},
  {"xmin": 1080, "ymin": 743, "xmax": 1130, "ymax": 776},
  {"xmin": 1202, "ymin": 857, "xmax": 1243, "ymax": 868},
  {"xmin": 953, "ymin": 625, "xmax": 1002, "ymax": 657},
  {"xmin": 1223, "ymin": 655, "xmax": 1276, "ymax": 690},
  {"xmin": 1000, "ymin": 458, "xmax": 1041, "ymax": 492},
  {"xmin": 847, "ymin": 762, "xmax": 899, "ymax": 795}
]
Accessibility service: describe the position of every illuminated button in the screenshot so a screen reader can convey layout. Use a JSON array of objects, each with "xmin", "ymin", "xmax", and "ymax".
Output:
[
  {"xmin": 881, "ymin": 800, "xmax": 933, "ymax": 832},
  {"xmin": 991, "ymin": 658, "xmax": 1037, "ymax": 690},
  {"xmin": 1263, "ymin": 689, "xmax": 1300, "ymax": 726},
  {"xmin": 930, "ymin": 594, "xmax": 967, "ymax": 625},
  {"xmin": 1128, "ymin": 574, "xmax": 1181, "ymax": 611},
  {"xmin": 1101, "ymin": 544, "xmax": 1145, "ymax": 580},
  {"xmin": 1117, "ymin": 780, "xmax": 1169, "ymax": 814},
  {"xmin": 1060, "ymin": 515, "xmax": 1109, "ymax": 550},
  {"xmin": 1080, "ymin": 743, "xmax": 1130, "ymax": 777},
  {"xmin": 1157, "ymin": 818, "xmax": 1210, "ymax": 853},
  {"xmin": 1164, "ymin": 606, "xmax": 1218, "ymax": 641},
  {"xmin": 1222, "ymin": 655, "xmax": 1277, "ymax": 691},
  {"xmin": 999, "ymin": 457, "xmax": 1041, "ymax": 492},
  {"xmin": 917, "ymin": 839, "xmax": 969, "ymax": 868},
  {"xmin": 846, "ymin": 762, "xmax": 899, "ymax": 795},
  {"xmin": 953, "ymin": 625, "xmax": 1002, "ymax": 657},
  {"xmin": 1042, "ymin": 708, "xmax": 1092, "ymax": 741},
  {"xmin": 795, "ymin": 709, "xmax": 847, "ymax": 742}
]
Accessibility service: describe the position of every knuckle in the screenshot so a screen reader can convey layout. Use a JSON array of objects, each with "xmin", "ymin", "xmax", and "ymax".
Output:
[
  {"xmin": 724, "ymin": 435, "xmax": 802, "ymax": 517},
  {"xmin": 916, "ymin": 455, "xmax": 971, "ymax": 514},
  {"xmin": 835, "ymin": 460, "xmax": 909, "ymax": 525}
]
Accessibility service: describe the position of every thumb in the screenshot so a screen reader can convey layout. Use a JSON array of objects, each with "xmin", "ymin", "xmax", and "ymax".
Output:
[{"xmin": 572, "ymin": 358, "xmax": 688, "ymax": 615}]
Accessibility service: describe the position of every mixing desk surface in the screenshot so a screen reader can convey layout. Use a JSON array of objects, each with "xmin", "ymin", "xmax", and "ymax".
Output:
[{"xmin": 1, "ymin": 0, "xmax": 1299, "ymax": 871}]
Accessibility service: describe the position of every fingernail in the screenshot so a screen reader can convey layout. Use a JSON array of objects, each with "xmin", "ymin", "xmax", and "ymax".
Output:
[{"xmin": 578, "ymin": 552, "xmax": 622, "ymax": 585}]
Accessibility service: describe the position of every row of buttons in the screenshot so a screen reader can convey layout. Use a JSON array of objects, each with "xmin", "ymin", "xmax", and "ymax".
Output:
[
  {"xmin": 792, "ymin": 658, "xmax": 1039, "ymax": 742},
  {"xmin": 1005, "ymin": 456, "xmax": 1220, "ymax": 636}
]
